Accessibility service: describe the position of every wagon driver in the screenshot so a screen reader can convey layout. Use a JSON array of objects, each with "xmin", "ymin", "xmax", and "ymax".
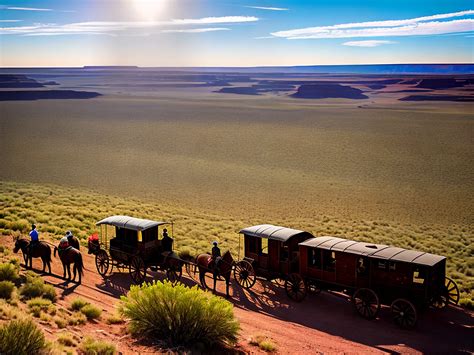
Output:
[
  {"xmin": 161, "ymin": 228, "xmax": 173, "ymax": 253},
  {"xmin": 211, "ymin": 241, "xmax": 222, "ymax": 274}
]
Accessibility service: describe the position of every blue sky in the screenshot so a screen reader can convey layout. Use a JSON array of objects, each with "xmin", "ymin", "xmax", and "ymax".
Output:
[{"xmin": 0, "ymin": 0, "xmax": 472, "ymax": 67}]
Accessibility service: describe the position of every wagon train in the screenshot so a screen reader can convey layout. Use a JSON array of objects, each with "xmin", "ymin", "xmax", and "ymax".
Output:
[
  {"xmin": 238, "ymin": 224, "xmax": 460, "ymax": 329},
  {"xmin": 87, "ymin": 215, "xmax": 184, "ymax": 284}
]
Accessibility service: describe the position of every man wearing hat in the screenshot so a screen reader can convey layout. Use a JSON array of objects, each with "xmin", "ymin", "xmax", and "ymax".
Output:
[
  {"xmin": 28, "ymin": 224, "xmax": 39, "ymax": 254},
  {"xmin": 211, "ymin": 241, "xmax": 222, "ymax": 274}
]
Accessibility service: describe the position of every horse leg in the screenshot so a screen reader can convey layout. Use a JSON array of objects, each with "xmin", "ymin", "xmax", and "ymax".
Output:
[
  {"xmin": 225, "ymin": 276, "xmax": 230, "ymax": 298},
  {"xmin": 213, "ymin": 271, "xmax": 217, "ymax": 293},
  {"xmin": 67, "ymin": 264, "xmax": 71, "ymax": 280},
  {"xmin": 62, "ymin": 263, "xmax": 66, "ymax": 279},
  {"xmin": 42, "ymin": 257, "xmax": 46, "ymax": 273},
  {"xmin": 73, "ymin": 263, "xmax": 77, "ymax": 282}
]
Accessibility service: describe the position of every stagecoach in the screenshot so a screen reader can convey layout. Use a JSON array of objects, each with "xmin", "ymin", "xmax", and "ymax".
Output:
[
  {"xmin": 239, "ymin": 224, "xmax": 460, "ymax": 328},
  {"xmin": 88, "ymin": 215, "xmax": 183, "ymax": 284}
]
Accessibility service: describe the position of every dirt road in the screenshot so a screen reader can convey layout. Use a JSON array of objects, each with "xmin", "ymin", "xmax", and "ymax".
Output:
[{"xmin": 7, "ymin": 240, "xmax": 473, "ymax": 354}]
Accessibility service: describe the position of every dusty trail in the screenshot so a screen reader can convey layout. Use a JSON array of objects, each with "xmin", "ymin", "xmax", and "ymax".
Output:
[{"xmin": 6, "ymin": 239, "xmax": 473, "ymax": 354}]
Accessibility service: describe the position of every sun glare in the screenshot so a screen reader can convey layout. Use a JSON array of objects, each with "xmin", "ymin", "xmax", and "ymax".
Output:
[{"xmin": 131, "ymin": 0, "xmax": 167, "ymax": 20}]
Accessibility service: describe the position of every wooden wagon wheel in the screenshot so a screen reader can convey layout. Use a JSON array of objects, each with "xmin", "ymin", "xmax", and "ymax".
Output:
[
  {"xmin": 285, "ymin": 273, "xmax": 307, "ymax": 302},
  {"xmin": 166, "ymin": 262, "xmax": 183, "ymax": 284},
  {"xmin": 233, "ymin": 260, "xmax": 256, "ymax": 289},
  {"xmin": 352, "ymin": 288, "xmax": 380, "ymax": 319},
  {"xmin": 95, "ymin": 249, "xmax": 110, "ymax": 277},
  {"xmin": 307, "ymin": 281, "xmax": 322, "ymax": 295},
  {"xmin": 129, "ymin": 256, "xmax": 147, "ymax": 284},
  {"xmin": 391, "ymin": 298, "xmax": 417, "ymax": 329},
  {"xmin": 431, "ymin": 276, "xmax": 460, "ymax": 309},
  {"xmin": 271, "ymin": 277, "xmax": 286, "ymax": 287},
  {"xmin": 445, "ymin": 277, "xmax": 460, "ymax": 305}
]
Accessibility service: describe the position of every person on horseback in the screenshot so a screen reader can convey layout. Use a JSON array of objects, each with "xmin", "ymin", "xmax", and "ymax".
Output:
[
  {"xmin": 58, "ymin": 235, "xmax": 71, "ymax": 257},
  {"xmin": 66, "ymin": 230, "xmax": 74, "ymax": 244},
  {"xmin": 161, "ymin": 228, "xmax": 173, "ymax": 253},
  {"xmin": 29, "ymin": 224, "xmax": 39, "ymax": 254},
  {"xmin": 211, "ymin": 241, "xmax": 222, "ymax": 274}
]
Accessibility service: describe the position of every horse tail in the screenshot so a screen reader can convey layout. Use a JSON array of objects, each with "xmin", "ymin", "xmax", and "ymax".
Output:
[{"xmin": 76, "ymin": 252, "xmax": 84, "ymax": 276}]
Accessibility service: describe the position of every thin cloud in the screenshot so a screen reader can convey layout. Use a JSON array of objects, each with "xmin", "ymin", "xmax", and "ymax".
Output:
[
  {"xmin": 0, "ymin": 19, "xmax": 21, "ymax": 22},
  {"xmin": 0, "ymin": 16, "xmax": 258, "ymax": 36},
  {"xmin": 2, "ymin": 6, "xmax": 53, "ymax": 11},
  {"xmin": 271, "ymin": 10, "xmax": 474, "ymax": 39},
  {"xmin": 162, "ymin": 27, "xmax": 230, "ymax": 33},
  {"xmin": 343, "ymin": 40, "xmax": 396, "ymax": 47},
  {"xmin": 245, "ymin": 6, "xmax": 288, "ymax": 11}
]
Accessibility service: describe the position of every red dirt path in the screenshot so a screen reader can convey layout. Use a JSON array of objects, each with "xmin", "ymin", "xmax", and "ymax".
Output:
[{"xmin": 5, "ymin": 239, "xmax": 473, "ymax": 354}]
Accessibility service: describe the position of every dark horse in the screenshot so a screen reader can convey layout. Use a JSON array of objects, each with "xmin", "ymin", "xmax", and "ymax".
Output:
[
  {"xmin": 13, "ymin": 237, "xmax": 52, "ymax": 273},
  {"xmin": 68, "ymin": 235, "xmax": 80, "ymax": 250},
  {"xmin": 196, "ymin": 251, "xmax": 233, "ymax": 298},
  {"xmin": 54, "ymin": 246, "xmax": 84, "ymax": 284}
]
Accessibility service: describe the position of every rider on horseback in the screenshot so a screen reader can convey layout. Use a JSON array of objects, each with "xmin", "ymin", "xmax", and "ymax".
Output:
[
  {"xmin": 29, "ymin": 224, "xmax": 39, "ymax": 254},
  {"xmin": 58, "ymin": 232, "xmax": 72, "ymax": 257},
  {"xmin": 211, "ymin": 241, "xmax": 222, "ymax": 274}
]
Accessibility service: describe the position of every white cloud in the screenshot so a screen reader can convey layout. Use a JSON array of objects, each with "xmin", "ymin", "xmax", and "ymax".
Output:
[
  {"xmin": 271, "ymin": 10, "xmax": 474, "ymax": 39},
  {"xmin": 0, "ymin": 19, "xmax": 21, "ymax": 22},
  {"xmin": 245, "ymin": 6, "xmax": 288, "ymax": 11},
  {"xmin": 0, "ymin": 16, "xmax": 258, "ymax": 36},
  {"xmin": 3, "ymin": 6, "xmax": 52, "ymax": 11},
  {"xmin": 162, "ymin": 27, "xmax": 230, "ymax": 33},
  {"xmin": 343, "ymin": 40, "xmax": 396, "ymax": 47}
]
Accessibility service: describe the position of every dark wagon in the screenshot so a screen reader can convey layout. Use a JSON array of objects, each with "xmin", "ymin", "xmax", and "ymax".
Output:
[
  {"xmin": 287, "ymin": 236, "xmax": 460, "ymax": 328},
  {"xmin": 88, "ymin": 215, "xmax": 183, "ymax": 284}
]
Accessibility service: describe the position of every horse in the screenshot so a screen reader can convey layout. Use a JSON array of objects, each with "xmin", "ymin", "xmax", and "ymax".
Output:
[
  {"xmin": 67, "ymin": 235, "xmax": 80, "ymax": 250},
  {"xmin": 54, "ymin": 246, "xmax": 84, "ymax": 284},
  {"xmin": 87, "ymin": 234, "xmax": 100, "ymax": 255},
  {"xmin": 13, "ymin": 237, "xmax": 52, "ymax": 273},
  {"xmin": 196, "ymin": 251, "xmax": 234, "ymax": 298}
]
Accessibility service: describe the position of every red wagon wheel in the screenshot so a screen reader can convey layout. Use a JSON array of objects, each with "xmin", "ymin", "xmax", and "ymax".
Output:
[
  {"xmin": 352, "ymin": 288, "xmax": 380, "ymax": 319},
  {"xmin": 285, "ymin": 273, "xmax": 307, "ymax": 302},
  {"xmin": 233, "ymin": 260, "xmax": 256, "ymax": 289},
  {"xmin": 95, "ymin": 249, "xmax": 110, "ymax": 277},
  {"xmin": 391, "ymin": 298, "xmax": 418, "ymax": 329},
  {"xmin": 129, "ymin": 256, "xmax": 146, "ymax": 284}
]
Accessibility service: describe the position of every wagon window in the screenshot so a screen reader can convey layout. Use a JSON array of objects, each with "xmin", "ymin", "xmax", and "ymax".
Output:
[
  {"xmin": 356, "ymin": 257, "xmax": 368, "ymax": 276},
  {"xmin": 247, "ymin": 237, "xmax": 258, "ymax": 254},
  {"xmin": 377, "ymin": 261, "xmax": 387, "ymax": 270},
  {"xmin": 260, "ymin": 238, "xmax": 268, "ymax": 255},
  {"xmin": 413, "ymin": 266, "xmax": 426, "ymax": 285},
  {"xmin": 280, "ymin": 245, "xmax": 289, "ymax": 261},
  {"xmin": 322, "ymin": 250, "xmax": 335, "ymax": 272},
  {"xmin": 308, "ymin": 249, "xmax": 321, "ymax": 269}
]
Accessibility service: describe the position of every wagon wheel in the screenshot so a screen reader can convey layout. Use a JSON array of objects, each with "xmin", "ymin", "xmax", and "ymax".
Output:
[
  {"xmin": 129, "ymin": 256, "xmax": 147, "ymax": 284},
  {"xmin": 166, "ymin": 263, "xmax": 183, "ymax": 284},
  {"xmin": 285, "ymin": 273, "xmax": 307, "ymax": 302},
  {"xmin": 95, "ymin": 249, "xmax": 110, "ymax": 277},
  {"xmin": 445, "ymin": 277, "xmax": 460, "ymax": 305},
  {"xmin": 271, "ymin": 277, "xmax": 286, "ymax": 287},
  {"xmin": 430, "ymin": 277, "xmax": 460, "ymax": 309},
  {"xmin": 391, "ymin": 298, "xmax": 417, "ymax": 329},
  {"xmin": 233, "ymin": 260, "xmax": 256, "ymax": 289},
  {"xmin": 352, "ymin": 288, "xmax": 380, "ymax": 319}
]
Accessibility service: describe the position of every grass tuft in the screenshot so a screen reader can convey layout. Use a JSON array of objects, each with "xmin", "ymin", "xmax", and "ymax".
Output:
[
  {"xmin": 70, "ymin": 297, "xmax": 89, "ymax": 311},
  {"xmin": 0, "ymin": 263, "xmax": 19, "ymax": 282},
  {"xmin": 57, "ymin": 332, "xmax": 76, "ymax": 347},
  {"xmin": 80, "ymin": 304, "xmax": 102, "ymax": 320},
  {"xmin": 79, "ymin": 337, "xmax": 116, "ymax": 355},
  {"xmin": 0, "ymin": 281, "xmax": 15, "ymax": 300},
  {"xmin": 250, "ymin": 335, "xmax": 277, "ymax": 352}
]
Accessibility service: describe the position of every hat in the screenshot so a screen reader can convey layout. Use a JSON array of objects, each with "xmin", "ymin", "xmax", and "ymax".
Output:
[
  {"xmin": 32, "ymin": 224, "xmax": 37, "ymax": 229},
  {"xmin": 213, "ymin": 241, "xmax": 218, "ymax": 246},
  {"xmin": 66, "ymin": 231, "xmax": 72, "ymax": 236}
]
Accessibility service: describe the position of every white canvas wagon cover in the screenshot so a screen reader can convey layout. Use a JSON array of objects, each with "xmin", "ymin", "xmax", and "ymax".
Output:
[
  {"xmin": 96, "ymin": 215, "xmax": 168, "ymax": 231},
  {"xmin": 300, "ymin": 236, "xmax": 445, "ymax": 267},
  {"xmin": 240, "ymin": 224, "xmax": 314, "ymax": 242}
]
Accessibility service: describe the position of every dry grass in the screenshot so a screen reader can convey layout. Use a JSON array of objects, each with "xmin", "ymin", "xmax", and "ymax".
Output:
[{"xmin": 250, "ymin": 335, "xmax": 277, "ymax": 352}]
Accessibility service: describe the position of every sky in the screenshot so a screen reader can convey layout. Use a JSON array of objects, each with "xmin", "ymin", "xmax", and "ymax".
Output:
[{"xmin": 0, "ymin": 0, "xmax": 473, "ymax": 67}]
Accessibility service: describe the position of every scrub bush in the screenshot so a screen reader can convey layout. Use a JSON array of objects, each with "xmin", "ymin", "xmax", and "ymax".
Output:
[{"xmin": 0, "ymin": 318, "xmax": 46, "ymax": 355}]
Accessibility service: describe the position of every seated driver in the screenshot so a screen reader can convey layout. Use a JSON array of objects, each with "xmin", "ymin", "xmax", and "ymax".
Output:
[
  {"xmin": 161, "ymin": 228, "xmax": 173, "ymax": 253},
  {"xmin": 211, "ymin": 241, "xmax": 222, "ymax": 274}
]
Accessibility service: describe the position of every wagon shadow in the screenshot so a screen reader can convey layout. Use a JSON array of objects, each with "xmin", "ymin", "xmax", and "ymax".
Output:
[{"xmin": 230, "ymin": 279, "xmax": 473, "ymax": 354}]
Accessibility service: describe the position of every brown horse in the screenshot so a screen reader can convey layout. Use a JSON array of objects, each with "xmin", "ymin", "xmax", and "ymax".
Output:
[
  {"xmin": 13, "ymin": 237, "xmax": 52, "ymax": 273},
  {"xmin": 196, "ymin": 251, "xmax": 233, "ymax": 297},
  {"xmin": 68, "ymin": 235, "xmax": 80, "ymax": 250},
  {"xmin": 54, "ymin": 246, "xmax": 84, "ymax": 284}
]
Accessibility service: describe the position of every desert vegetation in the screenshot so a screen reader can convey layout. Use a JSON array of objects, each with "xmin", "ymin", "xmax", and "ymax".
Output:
[
  {"xmin": 119, "ymin": 280, "xmax": 240, "ymax": 347},
  {"xmin": 0, "ymin": 318, "xmax": 46, "ymax": 355},
  {"xmin": 0, "ymin": 181, "xmax": 472, "ymax": 305}
]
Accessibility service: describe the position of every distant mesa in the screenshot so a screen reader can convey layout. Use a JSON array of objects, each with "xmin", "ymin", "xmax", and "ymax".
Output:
[
  {"xmin": 292, "ymin": 83, "xmax": 368, "ymax": 99},
  {"xmin": 399, "ymin": 95, "xmax": 474, "ymax": 102},
  {"xmin": 217, "ymin": 87, "xmax": 260, "ymax": 95},
  {"xmin": 0, "ymin": 90, "xmax": 102, "ymax": 101},
  {"xmin": 415, "ymin": 78, "xmax": 466, "ymax": 90},
  {"xmin": 41, "ymin": 81, "xmax": 60, "ymax": 86},
  {"xmin": 0, "ymin": 74, "xmax": 44, "ymax": 88}
]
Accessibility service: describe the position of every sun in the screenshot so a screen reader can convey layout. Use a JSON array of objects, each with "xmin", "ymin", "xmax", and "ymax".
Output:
[{"xmin": 131, "ymin": 0, "xmax": 167, "ymax": 20}]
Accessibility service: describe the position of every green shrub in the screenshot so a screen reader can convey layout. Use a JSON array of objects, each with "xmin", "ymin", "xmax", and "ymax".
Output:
[
  {"xmin": 54, "ymin": 316, "xmax": 67, "ymax": 329},
  {"xmin": 70, "ymin": 297, "xmax": 89, "ymax": 311},
  {"xmin": 0, "ymin": 318, "xmax": 46, "ymax": 355},
  {"xmin": 57, "ymin": 332, "xmax": 76, "ymax": 347},
  {"xmin": 79, "ymin": 337, "xmax": 116, "ymax": 355},
  {"xmin": 81, "ymin": 304, "xmax": 102, "ymax": 320},
  {"xmin": 0, "ymin": 263, "xmax": 19, "ymax": 282},
  {"xmin": 105, "ymin": 314, "xmax": 124, "ymax": 325},
  {"xmin": 27, "ymin": 298, "xmax": 55, "ymax": 317},
  {"xmin": 119, "ymin": 280, "xmax": 239, "ymax": 347},
  {"xmin": 460, "ymin": 298, "xmax": 474, "ymax": 310},
  {"xmin": 68, "ymin": 312, "xmax": 87, "ymax": 326},
  {"xmin": 250, "ymin": 335, "xmax": 277, "ymax": 352},
  {"xmin": 19, "ymin": 278, "xmax": 44, "ymax": 300},
  {"xmin": 0, "ymin": 281, "xmax": 15, "ymax": 300},
  {"xmin": 8, "ymin": 258, "xmax": 20, "ymax": 267},
  {"xmin": 42, "ymin": 284, "xmax": 57, "ymax": 302}
]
